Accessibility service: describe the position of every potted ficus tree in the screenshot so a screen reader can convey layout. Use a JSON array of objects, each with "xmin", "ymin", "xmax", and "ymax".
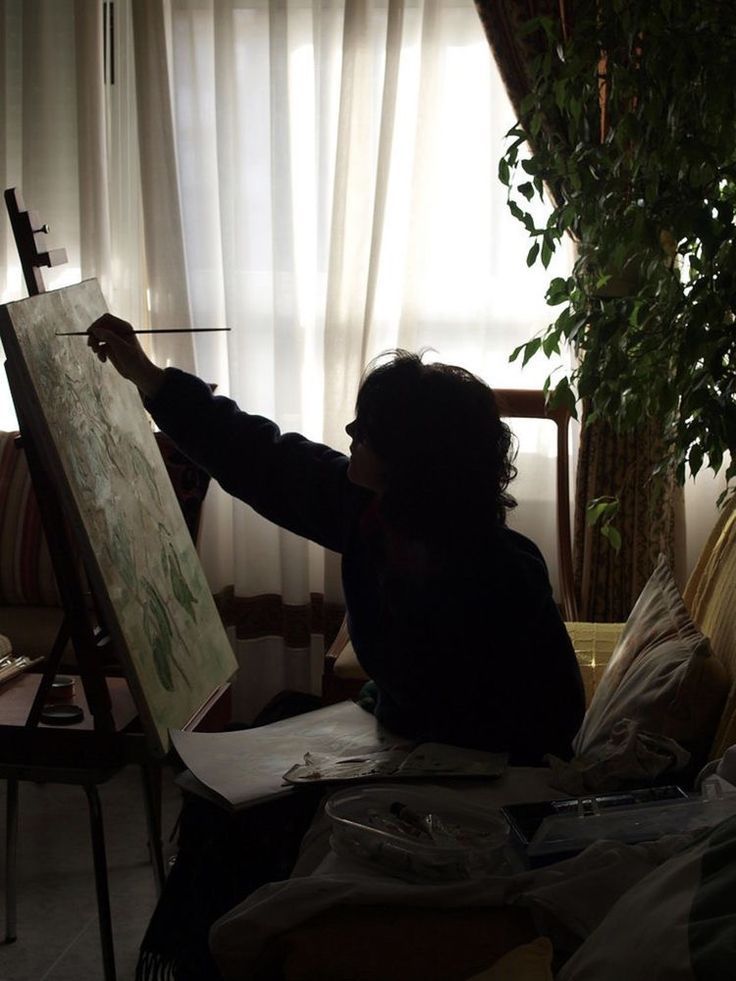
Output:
[{"xmin": 499, "ymin": 0, "xmax": 736, "ymax": 540}]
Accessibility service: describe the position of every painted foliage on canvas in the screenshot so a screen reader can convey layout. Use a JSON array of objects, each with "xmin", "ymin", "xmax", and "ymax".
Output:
[{"xmin": 0, "ymin": 279, "xmax": 236, "ymax": 753}]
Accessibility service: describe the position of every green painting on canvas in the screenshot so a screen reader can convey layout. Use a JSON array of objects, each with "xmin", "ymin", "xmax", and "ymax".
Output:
[{"xmin": 0, "ymin": 279, "xmax": 237, "ymax": 755}]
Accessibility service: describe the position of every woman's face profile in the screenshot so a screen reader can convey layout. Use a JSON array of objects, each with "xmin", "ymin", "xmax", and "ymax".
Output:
[{"xmin": 345, "ymin": 419, "xmax": 387, "ymax": 492}]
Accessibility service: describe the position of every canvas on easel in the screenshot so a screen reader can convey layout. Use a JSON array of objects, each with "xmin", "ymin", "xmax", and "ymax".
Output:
[{"xmin": 0, "ymin": 277, "xmax": 237, "ymax": 756}]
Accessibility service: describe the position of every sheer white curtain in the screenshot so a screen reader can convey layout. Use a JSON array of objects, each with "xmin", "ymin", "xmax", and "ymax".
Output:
[
  {"xmin": 0, "ymin": 0, "xmax": 155, "ymax": 435},
  {"xmin": 0, "ymin": 0, "xmax": 721, "ymax": 721},
  {"xmin": 162, "ymin": 0, "xmax": 576, "ymax": 717},
  {"xmin": 0, "ymin": 0, "xmax": 574, "ymax": 718}
]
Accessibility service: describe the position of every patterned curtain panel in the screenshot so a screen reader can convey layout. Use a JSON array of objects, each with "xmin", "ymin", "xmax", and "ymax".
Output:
[
  {"xmin": 473, "ymin": 0, "xmax": 559, "ymax": 113},
  {"xmin": 473, "ymin": 0, "xmax": 568, "ymax": 212},
  {"xmin": 574, "ymin": 407, "xmax": 684, "ymax": 622},
  {"xmin": 473, "ymin": 0, "xmax": 682, "ymax": 620}
]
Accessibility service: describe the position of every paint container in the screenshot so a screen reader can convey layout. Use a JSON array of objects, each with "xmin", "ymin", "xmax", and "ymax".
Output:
[
  {"xmin": 47, "ymin": 674, "xmax": 76, "ymax": 701},
  {"xmin": 40, "ymin": 703, "xmax": 85, "ymax": 725}
]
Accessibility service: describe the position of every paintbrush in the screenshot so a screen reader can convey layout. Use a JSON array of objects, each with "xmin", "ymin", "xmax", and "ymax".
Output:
[
  {"xmin": 0, "ymin": 654, "xmax": 45, "ymax": 686},
  {"xmin": 56, "ymin": 328, "xmax": 231, "ymax": 336}
]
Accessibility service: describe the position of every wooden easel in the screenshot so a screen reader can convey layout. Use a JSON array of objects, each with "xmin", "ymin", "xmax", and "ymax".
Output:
[
  {"xmin": 0, "ymin": 188, "xmax": 227, "ymax": 980},
  {"xmin": 4, "ymin": 187, "xmax": 68, "ymax": 296},
  {"xmin": 2, "ymin": 190, "xmax": 121, "ymax": 742}
]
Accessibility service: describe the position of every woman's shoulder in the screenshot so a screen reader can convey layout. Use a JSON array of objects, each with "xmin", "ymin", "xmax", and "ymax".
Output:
[
  {"xmin": 449, "ymin": 523, "xmax": 547, "ymax": 568},
  {"xmin": 473, "ymin": 525, "xmax": 553, "ymax": 598},
  {"xmin": 496, "ymin": 525, "xmax": 548, "ymax": 564}
]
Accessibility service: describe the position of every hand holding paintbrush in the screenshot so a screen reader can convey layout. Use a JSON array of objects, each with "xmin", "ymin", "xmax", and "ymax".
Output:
[{"xmin": 87, "ymin": 314, "xmax": 168, "ymax": 398}]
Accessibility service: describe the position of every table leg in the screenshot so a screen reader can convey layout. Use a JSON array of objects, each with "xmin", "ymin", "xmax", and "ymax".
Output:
[
  {"xmin": 3, "ymin": 777, "xmax": 18, "ymax": 944},
  {"xmin": 140, "ymin": 763, "xmax": 165, "ymax": 896},
  {"xmin": 84, "ymin": 783, "xmax": 117, "ymax": 981}
]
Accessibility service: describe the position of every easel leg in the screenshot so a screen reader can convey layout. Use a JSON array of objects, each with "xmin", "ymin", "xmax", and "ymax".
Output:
[
  {"xmin": 3, "ymin": 777, "xmax": 19, "ymax": 944},
  {"xmin": 140, "ymin": 764, "xmax": 165, "ymax": 896},
  {"xmin": 84, "ymin": 784, "xmax": 117, "ymax": 981}
]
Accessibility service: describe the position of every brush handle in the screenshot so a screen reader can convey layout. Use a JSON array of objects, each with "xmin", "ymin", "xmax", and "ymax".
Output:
[
  {"xmin": 0, "ymin": 655, "xmax": 44, "ymax": 686},
  {"xmin": 57, "ymin": 328, "xmax": 231, "ymax": 336}
]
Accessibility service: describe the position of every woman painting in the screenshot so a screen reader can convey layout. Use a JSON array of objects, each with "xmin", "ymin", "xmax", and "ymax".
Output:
[{"xmin": 89, "ymin": 316, "xmax": 584, "ymax": 978}]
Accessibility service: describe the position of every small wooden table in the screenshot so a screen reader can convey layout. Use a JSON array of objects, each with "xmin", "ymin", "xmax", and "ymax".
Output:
[
  {"xmin": 0, "ymin": 670, "xmax": 230, "ymax": 981},
  {"xmin": 0, "ymin": 671, "xmax": 154, "ymax": 981}
]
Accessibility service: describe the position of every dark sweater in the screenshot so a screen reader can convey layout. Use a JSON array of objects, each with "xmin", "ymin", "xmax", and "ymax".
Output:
[{"xmin": 147, "ymin": 368, "xmax": 585, "ymax": 763}]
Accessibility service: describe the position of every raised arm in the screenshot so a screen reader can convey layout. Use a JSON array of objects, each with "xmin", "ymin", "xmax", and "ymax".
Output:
[{"xmin": 88, "ymin": 316, "xmax": 365, "ymax": 553}]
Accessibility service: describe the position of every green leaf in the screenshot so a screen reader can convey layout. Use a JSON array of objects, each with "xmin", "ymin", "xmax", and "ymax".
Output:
[
  {"xmin": 518, "ymin": 17, "xmax": 545, "ymax": 39},
  {"xmin": 498, "ymin": 158, "xmax": 510, "ymax": 186},
  {"xmin": 522, "ymin": 337, "xmax": 542, "ymax": 366},
  {"xmin": 586, "ymin": 499, "xmax": 613, "ymax": 527},
  {"xmin": 546, "ymin": 276, "xmax": 569, "ymax": 305},
  {"xmin": 548, "ymin": 377, "xmax": 577, "ymax": 416},
  {"xmin": 509, "ymin": 343, "xmax": 525, "ymax": 364},
  {"xmin": 542, "ymin": 332, "xmax": 560, "ymax": 356},
  {"xmin": 601, "ymin": 524, "xmax": 622, "ymax": 551},
  {"xmin": 526, "ymin": 242, "xmax": 540, "ymax": 267},
  {"xmin": 519, "ymin": 181, "xmax": 535, "ymax": 201},
  {"xmin": 688, "ymin": 444, "xmax": 704, "ymax": 478}
]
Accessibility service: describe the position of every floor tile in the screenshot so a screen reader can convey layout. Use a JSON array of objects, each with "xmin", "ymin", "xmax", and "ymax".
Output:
[{"xmin": 0, "ymin": 767, "xmax": 181, "ymax": 981}]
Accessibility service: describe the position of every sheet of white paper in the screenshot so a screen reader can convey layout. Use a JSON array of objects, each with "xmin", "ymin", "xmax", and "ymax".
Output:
[{"xmin": 170, "ymin": 701, "xmax": 402, "ymax": 810}]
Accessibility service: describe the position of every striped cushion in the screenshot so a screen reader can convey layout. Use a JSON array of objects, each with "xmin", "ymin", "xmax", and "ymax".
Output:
[
  {"xmin": 0, "ymin": 431, "xmax": 60, "ymax": 605},
  {"xmin": 0, "ymin": 428, "xmax": 211, "ymax": 610}
]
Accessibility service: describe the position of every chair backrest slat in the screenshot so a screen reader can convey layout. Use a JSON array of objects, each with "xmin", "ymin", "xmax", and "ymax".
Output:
[{"xmin": 495, "ymin": 389, "xmax": 577, "ymax": 621}]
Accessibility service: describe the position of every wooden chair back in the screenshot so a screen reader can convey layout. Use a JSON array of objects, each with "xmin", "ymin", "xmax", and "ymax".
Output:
[{"xmin": 494, "ymin": 389, "xmax": 578, "ymax": 621}]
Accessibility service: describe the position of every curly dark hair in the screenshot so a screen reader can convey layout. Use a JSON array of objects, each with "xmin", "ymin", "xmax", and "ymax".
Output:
[{"xmin": 354, "ymin": 350, "xmax": 517, "ymax": 541}]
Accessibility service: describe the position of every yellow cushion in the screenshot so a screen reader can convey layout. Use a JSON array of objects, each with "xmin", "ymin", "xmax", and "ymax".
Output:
[
  {"xmin": 683, "ymin": 495, "xmax": 736, "ymax": 758},
  {"xmin": 565, "ymin": 621, "xmax": 624, "ymax": 706},
  {"xmin": 466, "ymin": 937, "xmax": 554, "ymax": 981}
]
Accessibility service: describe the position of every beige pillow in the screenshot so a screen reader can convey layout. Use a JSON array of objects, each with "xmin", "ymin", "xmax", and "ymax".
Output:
[{"xmin": 574, "ymin": 555, "xmax": 729, "ymax": 761}]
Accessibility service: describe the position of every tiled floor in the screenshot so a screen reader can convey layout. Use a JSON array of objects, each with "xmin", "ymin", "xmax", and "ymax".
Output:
[{"xmin": 0, "ymin": 767, "xmax": 181, "ymax": 981}]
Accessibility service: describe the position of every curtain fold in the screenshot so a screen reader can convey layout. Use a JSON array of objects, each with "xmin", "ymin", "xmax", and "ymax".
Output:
[
  {"xmin": 473, "ymin": 0, "xmax": 557, "ymax": 117},
  {"xmin": 323, "ymin": 0, "xmax": 384, "ymax": 449},
  {"xmin": 18, "ymin": 0, "xmax": 82, "ymax": 285},
  {"xmin": 321, "ymin": 0, "xmax": 403, "ymax": 602},
  {"xmin": 0, "ymin": 0, "xmax": 153, "ymax": 405},
  {"xmin": 167, "ymin": 0, "xmax": 574, "ymax": 716},
  {"xmin": 75, "ymin": 0, "xmax": 112, "ymax": 292},
  {"xmin": 131, "ymin": 0, "xmax": 195, "ymax": 373},
  {"xmin": 0, "ymin": 2, "xmax": 7, "ymax": 287}
]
